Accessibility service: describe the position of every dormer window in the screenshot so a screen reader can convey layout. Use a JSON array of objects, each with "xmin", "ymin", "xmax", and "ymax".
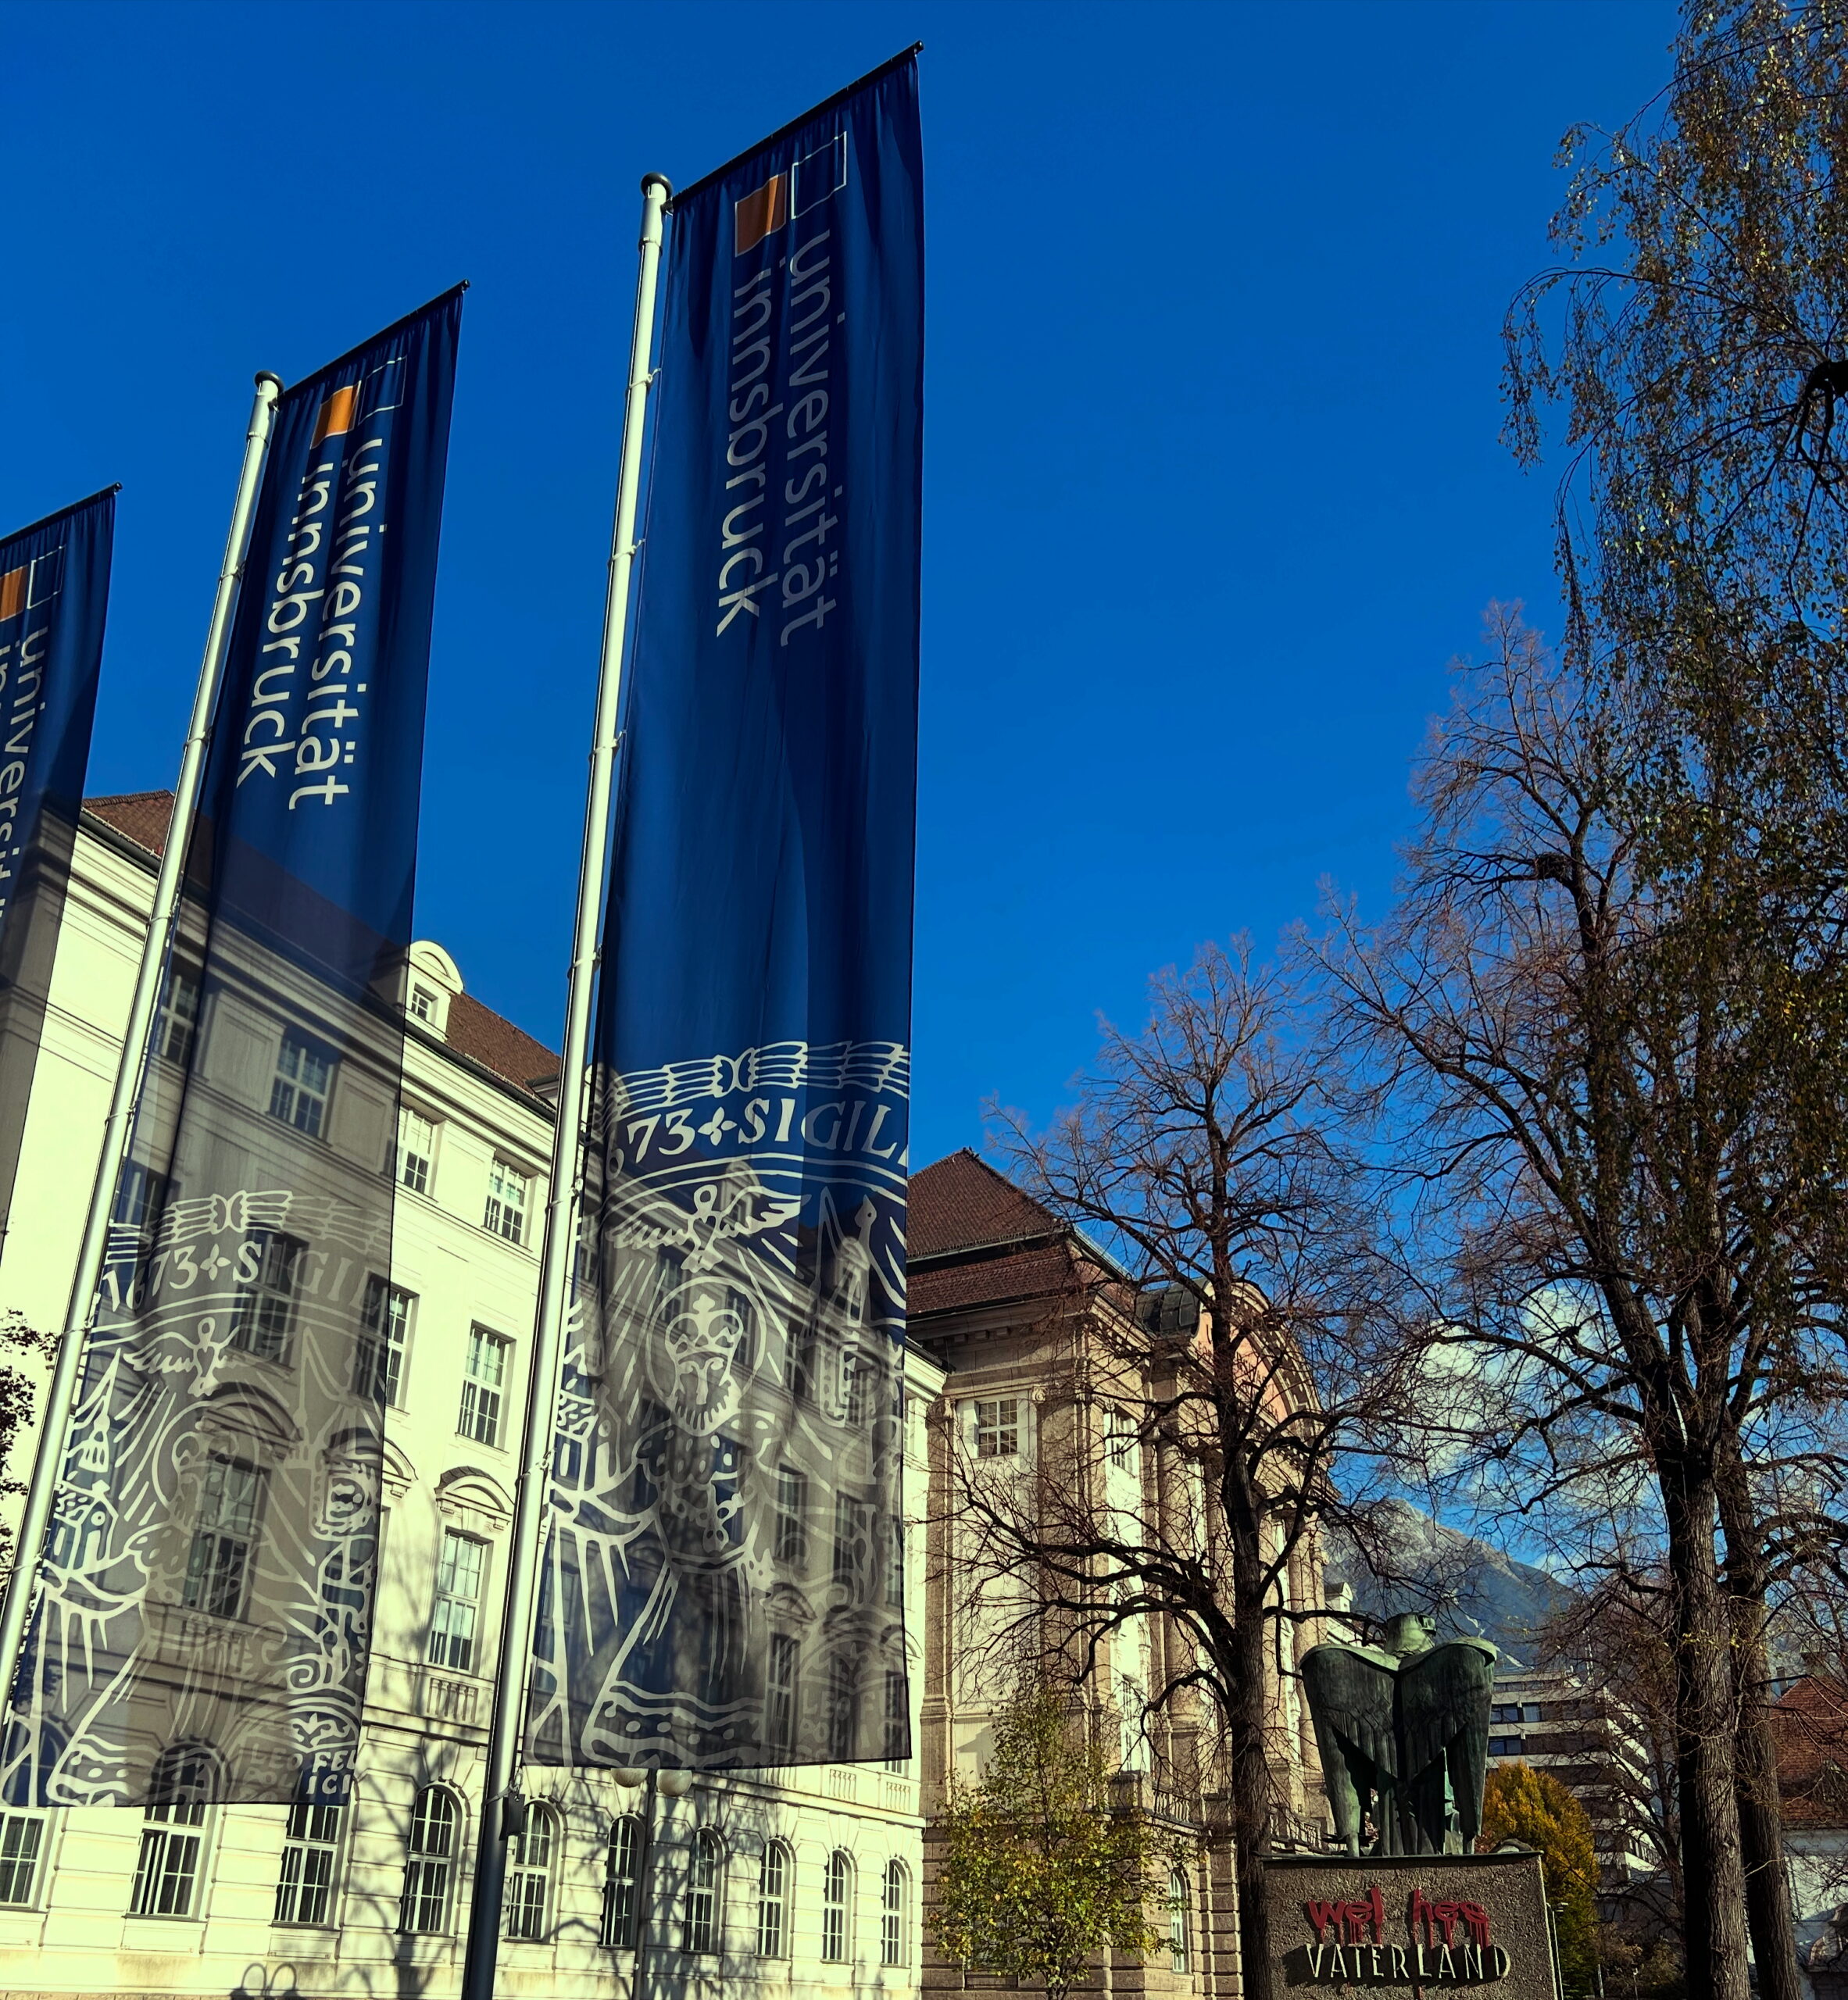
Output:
[{"xmin": 409, "ymin": 985, "xmax": 438, "ymax": 1026}]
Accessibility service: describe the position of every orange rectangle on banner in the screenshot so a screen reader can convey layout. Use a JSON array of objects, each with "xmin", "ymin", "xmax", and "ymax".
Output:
[
  {"xmin": 0, "ymin": 568, "xmax": 24, "ymax": 623},
  {"xmin": 734, "ymin": 173, "xmax": 788, "ymax": 255},
  {"xmin": 311, "ymin": 384, "xmax": 359, "ymax": 447}
]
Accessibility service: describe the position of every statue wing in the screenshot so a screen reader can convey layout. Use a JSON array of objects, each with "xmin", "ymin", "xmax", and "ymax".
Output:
[
  {"xmin": 1396, "ymin": 1639, "xmax": 1497, "ymax": 1784},
  {"xmin": 1301, "ymin": 1643, "xmax": 1399, "ymax": 1778}
]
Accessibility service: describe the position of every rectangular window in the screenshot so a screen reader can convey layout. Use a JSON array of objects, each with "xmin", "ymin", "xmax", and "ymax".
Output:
[
  {"xmin": 0, "ymin": 1813, "xmax": 45, "ymax": 1906},
  {"xmin": 884, "ymin": 1668, "xmax": 909, "ymax": 1770},
  {"xmin": 1490, "ymin": 1703, "xmax": 1521, "ymax": 1725},
  {"xmin": 428, "ymin": 1530, "xmax": 485, "ymax": 1673},
  {"xmin": 1488, "ymin": 1734, "xmax": 1524, "ymax": 1757},
  {"xmin": 396, "ymin": 1107, "xmax": 434, "ymax": 1196},
  {"xmin": 842, "ymin": 1347, "xmax": 868, "ymax": 1426},
  {"xmin": 826, "ymin": 1655, "xmax": 860, "ymax": 1761},
  {"xmin": 273, "ymin": 1798, "xmax": 342, "ymax": 1926},
  {"xmin": 409, "ymin": 984, "xmax": 438, "ymax": 1025},
  {"xmin": 130, "ymin": 1797, "xmax": 206, "ymax": 1918},
  {"xmin": 356, "ymin": 1278, "xmax": 413, "ymax": 1405},
  {"xmin": 727, "ymin": 1287, "xmax": 757, "ymax": 1370},
  {"xmin": 833, "ymin": 1494, "xmax": 863, "ymax": 1586},
  {"xmin": 767, "ymin": 1633, "xmax": 799, "ymax": 1754},
  {"xmin": 270, "ymin": 1028, "xmax": 334, "ymax": 1138},
  {"xmin": 113, "ymin": 1161, "xmax": 170, "ymax": 1231},
  {"xmin": 887, "ymin": 1516, "xmax": 905, "ymax": 1607},
  {"xmin": 458, "ymin": 1326, "xmax": 509, "ymax": 1448},
  {"xmin": 774, "ymin": 1467, "xmax": 808, "ymax": 1567},
  {"xmin": 231, "ymin": 1230, "xmax": 304, "ymax": 1365},
  {"xmin": 974, "ymin": 1398, "xmax": 1020, "ymax": 1458},
  {"xmin": 183, "ymin": 1456, "xmax": 263, "ymax": 1620},
  {"xmin": 155, "ymin": 964, "xmax": 201, "ymax": 1066},
  {"xmin": 484, "ymin": 1160, "xmax": 529, "ymax": 1245}
]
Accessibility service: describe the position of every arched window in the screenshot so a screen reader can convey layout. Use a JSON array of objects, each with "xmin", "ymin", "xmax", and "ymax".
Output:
[
  {"xmin": 881, "ymin": 1859, "xmax": 909, "ymax": 1966},
  {"xmin": 821, "ymin": 1848, "xmax": 853, "ymax": 1962},
  {"xmin": 399, "ymin": 1787, "xmax": 459, "ymax": 1934},
  {"xmin": 825, "ymin": 1655, "xmax": 860, "ymax": 1760},
  {"xmin": 685, "ymin": 1827, "xmax": 723, "ymax": 1955},
  {"xmin": 756, "ymin": 1840, "xmax": 791, "ymax": 1957},
  {"xmin": 274, "ymin": 1793, "xmax": 344, "ymax": 1926},
  {"xmin": 1168, "ymin": 1867, "xmax": 1190, "ymax": 1974},
  {"xmin": 602, "ymin": 1813, "xmax": 643, "ymax": 1948},
  {"xmin": 505, "ymin": 1803, "xmax": 559, "ymax": 1941}
]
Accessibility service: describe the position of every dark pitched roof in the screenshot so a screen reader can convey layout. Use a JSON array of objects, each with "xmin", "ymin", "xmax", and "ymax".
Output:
[
  {"xmin": 82, "ymin": 791, "xmax": 562, "ymax": 1102},
  {"xmin": 909, "ymin": 1148, "xmax": 1060, "ymax": 1259},
  {"xmin": 906, "ymin": 1149, "xmax": 1079, "ymax": 1323}
]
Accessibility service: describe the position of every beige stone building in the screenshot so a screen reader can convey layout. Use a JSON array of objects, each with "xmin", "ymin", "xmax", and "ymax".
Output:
[
  {"xmin": 903, "ymin": 1150, "xmax": 1332, "ymax": 2000},
  {"xmin": 0, "ymin": 793, "xmax": 941, "ymax": 2000}
]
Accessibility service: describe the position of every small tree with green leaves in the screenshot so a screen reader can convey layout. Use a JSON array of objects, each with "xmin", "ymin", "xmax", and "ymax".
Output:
[
  {"xmin": 1482, "ymin": 1762, "xmax": 1602, "ymax": 1996},
  {"xmin": 932, "ymin": 1684, "xmax": 1181, "ymax": 2000}
]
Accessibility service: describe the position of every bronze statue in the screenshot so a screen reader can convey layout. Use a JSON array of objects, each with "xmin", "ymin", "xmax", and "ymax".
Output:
[{"xmin": 1299, "ymin": 1612, "xmax": 1497, "ymax": 1856}]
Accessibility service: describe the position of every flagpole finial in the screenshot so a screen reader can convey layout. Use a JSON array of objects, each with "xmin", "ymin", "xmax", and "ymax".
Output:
[
  {"xmin": 254, "ymin": 371, "xmax": 284, "ymax": 393},
  {"xmin": 642, "ymin": 172, "xmax": 672, "ymax": 199}
]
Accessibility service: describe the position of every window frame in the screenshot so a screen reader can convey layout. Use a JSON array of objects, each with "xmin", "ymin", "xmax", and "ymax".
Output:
[
  {"xmin": 1168, "ymin": 1867, "xmax": 1190, "ymax": 1973},
  {"xmin": 356, "ymin": 1276, "xmax": 414, "ymax": 1406},
  {"xmin": 130, "ymin": 1755, "xmax": 215, "ymax": 1920},
  {"xmin": 399, "ymin": 1786, "xmax": 460, "ymax": 1936},
  {"xmin": 773, "ymin": 1466, "xmax": 808, "ymax": 1568},
  {"xmin": 881, "ymin": 1859, "xmax": 910, "ymax": 1967},
  {"xmin": 458, "ymin": 1325, "xmax": 511, "ymax": 1448},
  {"xmin": 756, "ymin": 1838, "xmax": 791, "ymax": 1959},
  {"xmin": 601, "ymin": 1813, "xmax": 644, "ymax": 1948},
  {"xmin": 428, "ymin": 1527, "xmax": 488, "ymax": 1674},
  {"xmin": 0, "ymin": 1810, "xmax": 49, "ymax": 1909},
  {"xmin": 504, "ymin": 1802, "xmax": 559, "ymax": 1943},
  {"xmin": 182, "ymin": 1454, "xmax": 265, "ymax": 1622},
  {"xmin": 395, "ymin": 1105, "xmax": 436, "ymax": 1197},
  {"xmin": 269, "ymin": 1027, "xmax": 335, "ymax": 1140},
  {"xmin": 231, "ymin": 1229, "xmax": 305, "ymax": 1366},
  {"xmin": 767, "ymin": 1631, "xmax": 799, "ymax": 1755},
  {"xmin": 484, "ymin": 1159, "xmax": 531, "ymax": 1245},
  {"xmin": 155, "ymin": 962, "xmax": 202, "ymax": 1067},
  {"xmin": 683, "ymin": 1827, "xmax": 723, "ymax": 1955},
  {"xmin": 972, "ymin": 1396, "xmax": 1021, "ymax": 1459},
  {"xmin": 821, "ymin": 1848, "xmax": 854, "ymax": 1963},
  {"xmin": 273, "ymin": 1795, "xmax": 345, "ymax": 1928}
]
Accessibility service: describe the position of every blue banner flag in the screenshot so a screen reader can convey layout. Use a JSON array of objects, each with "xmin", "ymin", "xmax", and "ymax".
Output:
[
  {"xmin": 531, "ymin": 55, "xmax": 922, "ymax": 1771},
  {"xmin": 5, "ymin": 292, "xmax": 462, "ymax": 1807},
  {"xmin": 0, "ymin": 489, "xmax": 113, "ymax": 1251}
]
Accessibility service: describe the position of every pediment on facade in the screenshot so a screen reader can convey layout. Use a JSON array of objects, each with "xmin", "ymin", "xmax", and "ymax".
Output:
[
  {"xmin": 435, "ymin": 1464, "xmax": 513, "ymax": 1522},
  {"xmin": 763, "ymin": 1580, "xmax": 817, "ymax": 1626}
]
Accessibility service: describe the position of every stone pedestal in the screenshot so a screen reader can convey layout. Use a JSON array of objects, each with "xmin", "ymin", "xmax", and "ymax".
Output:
[{"xmin": 1263, "ymin": 1853, "xmax": 1558, "ymax": 1998}]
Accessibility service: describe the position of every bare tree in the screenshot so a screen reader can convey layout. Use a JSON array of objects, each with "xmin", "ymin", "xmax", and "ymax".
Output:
[
  {"xmin": 943, "ymin": 943, "xmax": 1420, "ymax": 2000},
  {"xmin": 1315, "ymin": 609, "xmax": 1848, "ymax": 2000}
]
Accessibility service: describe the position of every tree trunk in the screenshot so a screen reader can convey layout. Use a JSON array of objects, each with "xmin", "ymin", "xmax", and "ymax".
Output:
[
  {"xmin": 1228, "ymin": 1565, "xmax": 1275, "ymax": 2000},
  {"xmin": 1663, "ymin": 1457, "xmax": 1751, "ymax": 2000},
  {"xmin": 1715, "ymin": 1469, "xmax": 1802, "ymax": 2000}
]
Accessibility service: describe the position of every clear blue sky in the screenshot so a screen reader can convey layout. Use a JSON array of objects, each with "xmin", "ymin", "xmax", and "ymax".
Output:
[{"xmin": 0, "ymin": 0, "xmax": 1675, "ymax": 1171}]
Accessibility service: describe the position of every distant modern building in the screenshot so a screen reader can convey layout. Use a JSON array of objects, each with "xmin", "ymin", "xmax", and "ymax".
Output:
[
  {"xmin": 0, "ymin": 792, "xmax": 942, "ymax": 2000},
  {"xmin": 1487, "ymin": 1660, "xmax": 1658, "ymax": 1885}
]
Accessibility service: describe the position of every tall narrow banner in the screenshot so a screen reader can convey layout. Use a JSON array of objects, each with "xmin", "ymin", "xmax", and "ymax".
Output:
[
  {"xmin": 4, "ymin": 292, "xmax": 462, "ymax": 1807},
  {"xmin": 0, "ymin": 491, "xmax": 114, "ymax": 1253},
  {"xmin": 530, "ymin": 55, "xmax": 922, "ymax": 1770}
]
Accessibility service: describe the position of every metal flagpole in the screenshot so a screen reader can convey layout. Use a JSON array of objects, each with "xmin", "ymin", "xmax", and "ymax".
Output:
[
  {"xmin": 459, "ymin": 170, "xmax": 671, "ymax": 2000},
  {"xmin": 0, "ymin": 370, "xmax": 284, "ymax": 1712}
]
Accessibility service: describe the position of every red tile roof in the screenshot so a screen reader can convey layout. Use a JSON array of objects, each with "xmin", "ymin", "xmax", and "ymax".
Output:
[
  {"xmin": 82, "ymin": 791, "xmax": 562, "ymax": 1102},
  {"xmin": 86, "ymin": 789, "xmax": 177, "ymax": 857},
  {"xmin": 909, "ymin": 1148, "xmax": 1061, "ymax": 1258},
  {"xmin": 1773, "ymin": 1677, "xmax": 1848, "ymax": 1828}
]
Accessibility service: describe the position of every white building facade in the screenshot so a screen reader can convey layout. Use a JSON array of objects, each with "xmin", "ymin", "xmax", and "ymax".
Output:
[{"xmin": 0, "ymin": 794, "xmax": 941, "ymax": 2000}]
